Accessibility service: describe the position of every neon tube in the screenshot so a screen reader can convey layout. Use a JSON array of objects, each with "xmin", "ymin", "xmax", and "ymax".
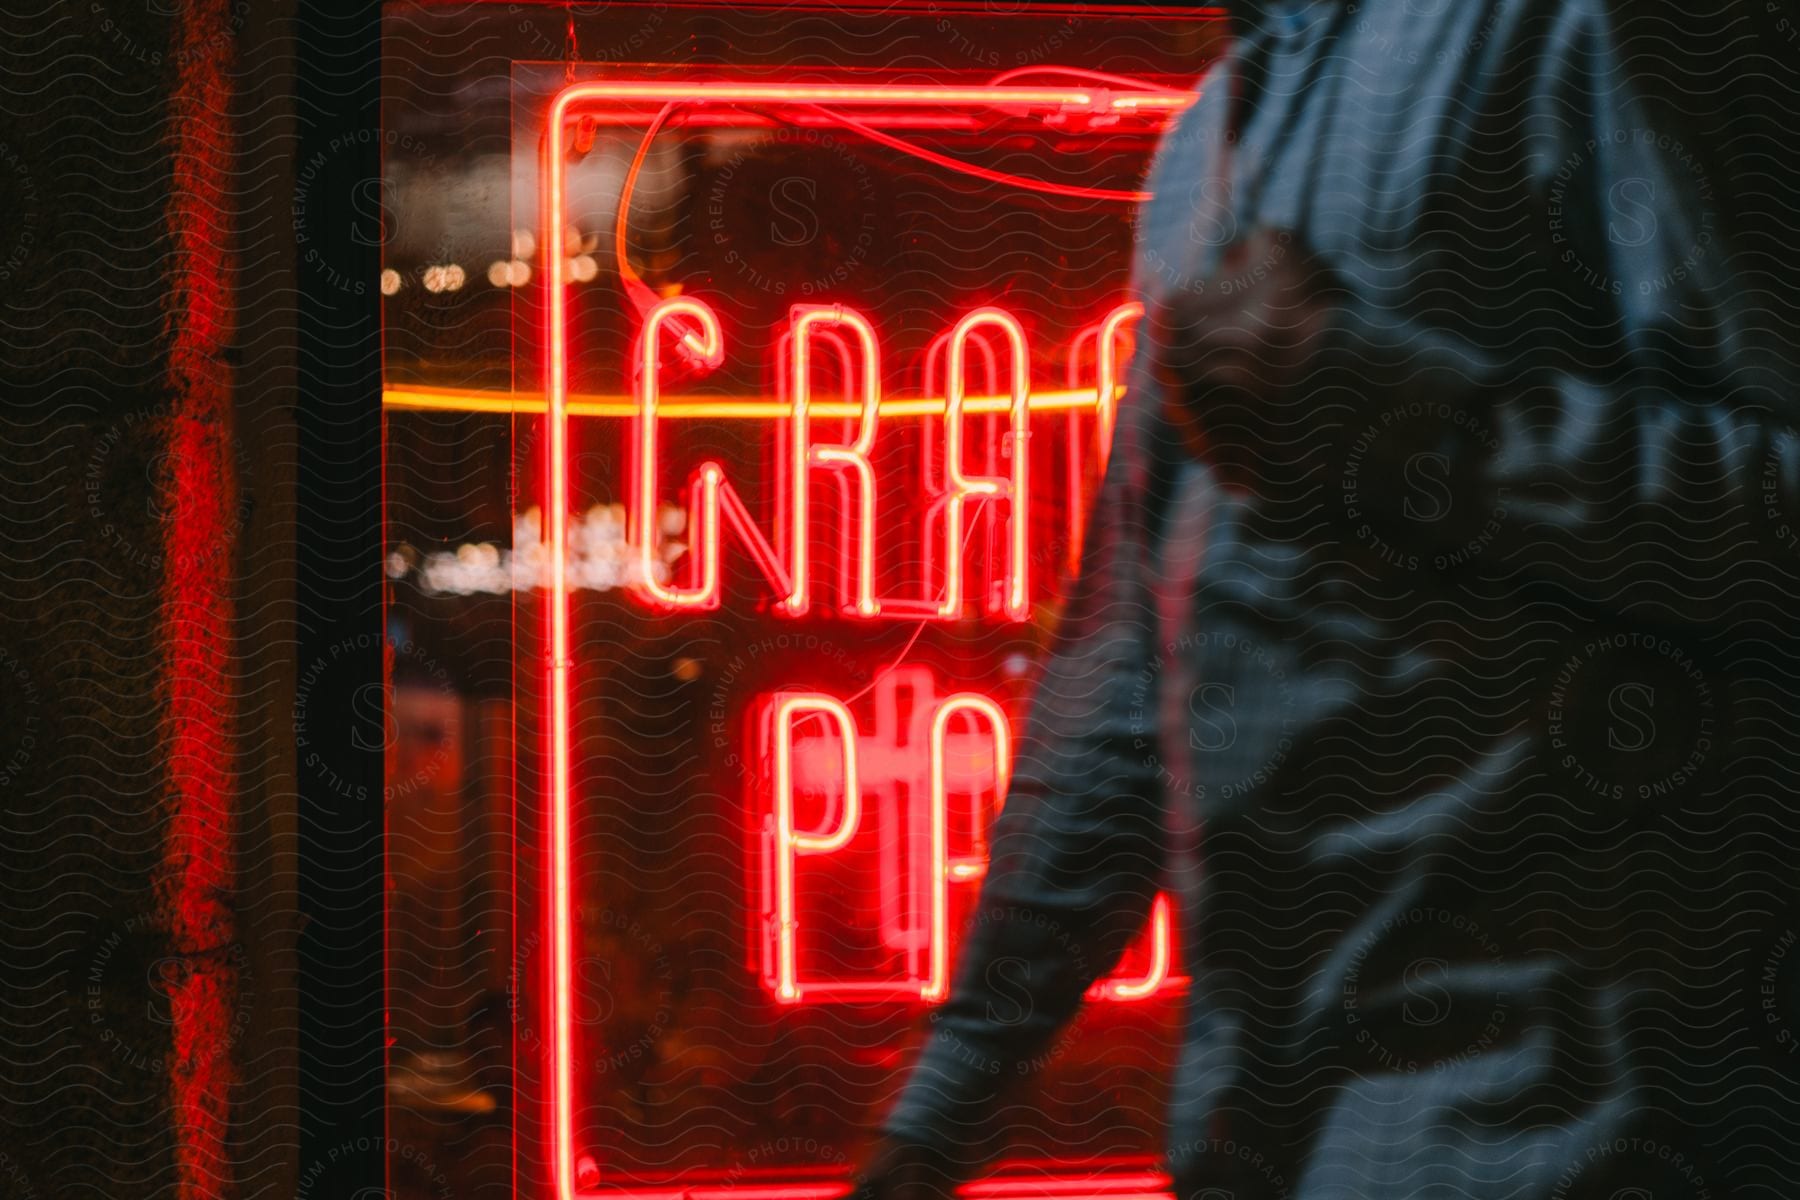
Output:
[
  {"xmin": 940, "ymin": 308, "xmax": 1031, "ymax": 621},
  {"xmin": 926, "ymin": 696, "xmax": 1011, "ymax": 1001},
  {"xmin": 545, "ymin": 87, "xmax": 578, "ymax": 1200},
  {"xmin": 1089, "ymin": 894, "xmax": 1173, "ymax": 1001},
  {"xmin": 771, "ymin": 694, "xmax": 863, "ymax": 1003},
  {"xmin": 632, "ymin": 298, "xmax": 726, "ymax": 606},
  {"xmin": 547, "ymin": 81, "xmax": 1184, "ymax": 111},
  {"xmin": 629, "ymin": 297, "xmax": 796, "ymax": 610},
  {"xmin": 1094, "ymin": 302, "xmax": 1142, "ymax": 473},
  {"xmin": 382, "ymin": 382, "xmax": 1119, "ymax": 420},
  {"xmin": 786, "ymin": 306, "xmax": 882, "ymax": 618}
]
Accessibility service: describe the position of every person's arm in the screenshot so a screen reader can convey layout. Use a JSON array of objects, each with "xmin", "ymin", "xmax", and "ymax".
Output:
[
  {"xmin": 1317, "ymin": 300, "xmax": 1800, "ymax": 630},
  {"xmin": 863, "ymin": 346, "xmax": 1181, "ymax": 1193},
  {"xmin": 856, "ymin": 76, "xmax": 1233, "ymax": 1192}
]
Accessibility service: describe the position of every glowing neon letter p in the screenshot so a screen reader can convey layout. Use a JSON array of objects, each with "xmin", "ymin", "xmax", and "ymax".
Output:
[{"xmin": 769, "ymin": 694, "xmax": 862, "ymax": 1003}]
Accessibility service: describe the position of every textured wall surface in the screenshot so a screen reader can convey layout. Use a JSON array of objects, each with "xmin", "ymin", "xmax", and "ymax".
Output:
[
  {"xmin": 0, "ymin": 2, "xmax": 186, "ymax": 1195},
  {"xmin": 0, "ymin": 1, "xmax": 290, "ymax": 1196}
]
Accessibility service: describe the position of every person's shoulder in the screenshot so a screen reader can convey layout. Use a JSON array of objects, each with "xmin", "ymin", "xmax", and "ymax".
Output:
[
  {"xmin": 1478, "ymin": 0, "xmax": 1734, "ymax": 92},
  {"xmin": 1541, "ymin": 0, "xmax": 1773, "ymax": 59}
]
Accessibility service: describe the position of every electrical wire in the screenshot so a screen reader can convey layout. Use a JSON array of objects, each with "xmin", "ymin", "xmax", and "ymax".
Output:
[
  {"xmin": 792, "ymin": 475, "xmax": 1003, "ymax": 717},
  {"xmin": 986, "ymin": 65, "xmax": 1175, "ymax": 92},
  {"xmin": 805, "ymin": 104, "xmax": 1153, "ymax": 204},
  {"xmin": 615, "ymin": 101, "xmax": 677, "ymax": 314},
  {"xmin": 606, "ymin": 90, "xmax": 1085, "ymax": 717},
  {"xmin": 610, "ymin": 88, "xmax": 1154, "ymax": 321}
]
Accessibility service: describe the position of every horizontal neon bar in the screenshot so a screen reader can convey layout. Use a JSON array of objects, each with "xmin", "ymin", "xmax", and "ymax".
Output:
[
  {"xmin": 613, "ymin": 1192, "xmax": 1174, "ymax": 1200},
  {"xmin": 551, "ymin": 81, "xmax": 1193, "ymax": 115},
  {"xmin": 581, "ymin": 1182, "xmax": 1172, "ymax": 1200},
  {"xmin": 968, "ymin": 1176, "xmax": 1169, "ymax": 1196},
  {"xmin": 382, "ymin": 383, "xmax": 1120, "ymax": 420}
]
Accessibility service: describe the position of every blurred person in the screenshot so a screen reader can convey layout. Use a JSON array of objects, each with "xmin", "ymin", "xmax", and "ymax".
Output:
[{"xmin": 856, "ymin": 1, "xmax": 1800, "ymax": 1197}]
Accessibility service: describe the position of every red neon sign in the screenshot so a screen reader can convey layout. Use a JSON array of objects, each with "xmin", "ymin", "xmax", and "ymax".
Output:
[
  {"xmin": 760, "ymin": 667, "xmax": 1178, "ymax": 1005},
  {"xmin": 624, "ymin": 296, "xmax": 1141, "ymax": 620},
  {"xmin": 542, "ymin": 77, "xmax": 1192, "ymax": 1200}
]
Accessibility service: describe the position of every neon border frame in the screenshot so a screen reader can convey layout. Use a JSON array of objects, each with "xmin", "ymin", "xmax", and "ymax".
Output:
[{"xmin": 542, "ymin": 78, "xmax": 1193, "ymax": 1200}]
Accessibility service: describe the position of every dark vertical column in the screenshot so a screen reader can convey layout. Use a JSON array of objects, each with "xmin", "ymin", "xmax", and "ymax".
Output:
[
  {"xmin": 292, "ymin": 0, "xmax": 384, "ymax": 1195},
  {"xmin": 231, "ymin": 0, "xmax": 300, "ymax": 1191}
]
